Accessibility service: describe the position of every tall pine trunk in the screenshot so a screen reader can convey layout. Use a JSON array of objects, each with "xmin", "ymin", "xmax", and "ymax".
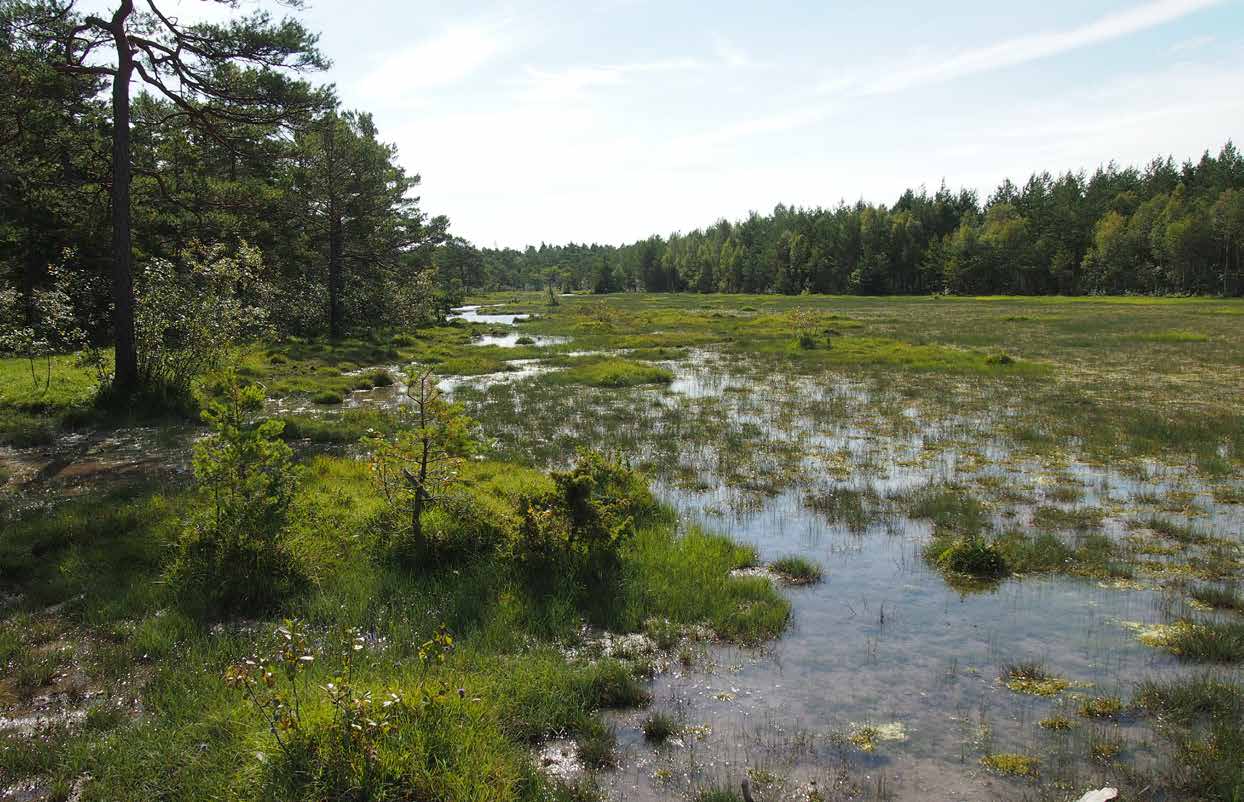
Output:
[
  {"xmin": 109, "ymin": 1, "xmax": 138, "ymax": 393},
  {"xmin": 328, "ymin": 206, "xmax": 343, "ymax": 338}
]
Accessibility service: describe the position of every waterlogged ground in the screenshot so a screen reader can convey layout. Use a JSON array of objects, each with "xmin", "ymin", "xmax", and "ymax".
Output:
[
  {"xmin": 425, "ymin": 298, "xmax": 1242, "ymax": 801},
  {"xmin": 2, "ymin": 294, "xmax": 1242, "ymax": 801}
]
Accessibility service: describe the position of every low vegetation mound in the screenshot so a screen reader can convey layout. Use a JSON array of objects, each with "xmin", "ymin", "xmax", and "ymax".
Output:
[
  {"xmin": 770, "ymin": 555, "xmax": 824, "ymax": 585},
  {"xmin": 546, "ymin": 357, "xmax": 674, "ymax": 388}
]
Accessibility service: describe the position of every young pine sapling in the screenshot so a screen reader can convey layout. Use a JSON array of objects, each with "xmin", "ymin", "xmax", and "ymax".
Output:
[{"xmin": 364, "ymin": 368, "xmax": 474, "ymax": 556}]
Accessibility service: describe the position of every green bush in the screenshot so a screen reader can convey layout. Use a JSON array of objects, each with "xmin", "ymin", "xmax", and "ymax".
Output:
[
  {"xmin": 169, "ymin": 376, "xmax": 304, "ymax": 617},
  {"xmin": 512, "ymin": 451, "xmax": 656, "ymax": 583},
  {"xmin": 377, "ymin": 491, "xmax": 511, "ymax": 566}
]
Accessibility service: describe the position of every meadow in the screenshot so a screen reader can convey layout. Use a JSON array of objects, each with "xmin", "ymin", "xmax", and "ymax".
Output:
[{"xmin": 1, "ymin": 292, "xmax": 1242, "ymax": 802}]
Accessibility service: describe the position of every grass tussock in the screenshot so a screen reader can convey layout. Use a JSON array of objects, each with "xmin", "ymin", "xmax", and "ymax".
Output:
[
  {"xmin": 1078, "ymin": 695, "xmax": 1123, "ymax": 719},
  {"xmin": 545, "ymin": 357, "xmax": 674, "ymax": 388},
  {"xmin": 1133, "ymin": 674, "xmax": 1244, "ymax": 800},
  {"xmin": 1159, "ymin": 619, "xmax": 1244, "ymax": 663},
  {"xmin": 641, "ymin": 711, "xmax": 680, "ymax": 743},
  {"xmin": 1190, "ymin": 584, "xmax": 1244, "ymax": 612},
  {"xmin": 769, "ymin": 555, "xmax": 824, "ymax": 585},
  {"xmin": 1001, "ymin": 662, "xmax": 1070, "ymax": 696},
  {"xmin": 980, "ymin": 753, "xmax": 1039, "ymax": 777}
]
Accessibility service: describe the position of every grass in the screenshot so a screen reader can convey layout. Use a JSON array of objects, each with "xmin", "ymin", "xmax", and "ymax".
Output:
[
  {"xmin": 311, "ymin": 389, "xmax": 343, "ymax": 405},
  {"xmin": 1001, "ymin": 662, "xmax": 1070, "ymax": 696},
  {"xmin": 0, "ymin": 354, "xmax": 99, "ymax": 445},
  {"xmin": 1158, "ymin": 619, "xmax": 1244, "ymax": 663},
  {"xmin": 980, "ymin": 753, "xmax": 1039, "ymax": 777},
  {"xmin": 925, "ymin": 535, "xmax": 1008, "ymax": 581},
  {"xmin": 1134, "ymin": 329, "xmax": 1211, "ymax": 343},
  {"xmin": 1078, "ymin": 695, "xmax": 1123, "ymax": 719},
  {"xmin": 1039, "ymin": 715, "xmax": 1075, "ymax": 731},
  {"xmin": 576, "ymin": 721, "xmax": 617, "ymax": 769},
  {"xmin": 544, "ymin": 357, "xmax": 673, "ymax": 388},
  {"xmin": 1136, "ymin": 515, "xmax": 1212, "ymax": 545},
  {"xmin": 769, "ymin": 555, "xmax": 824, "ymax": 585},
  {"xmin": 0, "ymin": 440, "xmax": 790, "ymax": 800},
  {"xmin": 641, "ymin": 711, "xmax": 680, "ymax": 743},
  {"xmin": 1089, "ymin": 730, "xmax": 1125, "ymax": 762},
  {"xmin": 1134, "ymin": 675, "xmax": 1242, "ymax": 725},
  {"xmin": 1190, "ymin": 584, "xmax": 1244, "ymax": 612},
  {"xmin": 993, "ymin": 530, "xmax": 1129, "ymax": 579},
  {"xmin": 1133, "ymin": 674, "xmax": 1244, "ymax": 800},
  {"xmin": 1031, "ymin": 505, "xmax": 1102, "ymax": 531}
]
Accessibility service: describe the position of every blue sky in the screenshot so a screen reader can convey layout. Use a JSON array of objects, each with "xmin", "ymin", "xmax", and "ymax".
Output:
[{"xmin": 108, "ymin": 0, "xmax": 1244, "ymax": 246}]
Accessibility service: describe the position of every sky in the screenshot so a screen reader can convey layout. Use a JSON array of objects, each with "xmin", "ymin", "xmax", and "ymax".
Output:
[{"xmin": 86, "ymin": 0, "xmax": 1244, "ymax": 247}]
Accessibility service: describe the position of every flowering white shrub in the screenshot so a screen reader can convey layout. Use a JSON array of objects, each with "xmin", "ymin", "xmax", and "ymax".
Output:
[
  {"xmin": 0, "ymin": 268, "xmax": 85, "ymax": 391},
  {"xmin": 131, "ymin": 241, "xmax": 274, "ymax": 400}
]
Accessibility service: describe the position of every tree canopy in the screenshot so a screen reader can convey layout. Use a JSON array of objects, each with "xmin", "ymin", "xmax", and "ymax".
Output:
[{"xmin": 463, "ymin": 144, "xmax": 1244, "ymax": 298}]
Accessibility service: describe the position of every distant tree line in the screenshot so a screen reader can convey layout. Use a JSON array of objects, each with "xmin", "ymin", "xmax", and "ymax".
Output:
[
  {"xmin": 453, "ymin": 143, "xmax": 1244, "ymax": 297},
  {"xmin": 1, "ymin": 0, "xmax": 458, "ymax": 398}
]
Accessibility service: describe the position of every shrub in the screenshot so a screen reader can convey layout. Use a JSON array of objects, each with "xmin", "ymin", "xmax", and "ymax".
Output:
[
  {"xmin": 169, "ymin": 374, "xmax": 302, "ymax": 616},
  {"xmin": 513, "ymin": 451, "xmax": 656, "ymax": 583},
  {"xmin": 0, "ymin": 268, "xmax": 85, "ymax": 392},
  {"xmin": 123, "ymin": 241, "xmax": 273, "ymax": 406},
  {"xmin": 312, "ymin": 389, "xmax": 343, "ymax": 405},
  {"xmin": 379, "ymin": 491, "xmax": 511, "ymax": 565}
]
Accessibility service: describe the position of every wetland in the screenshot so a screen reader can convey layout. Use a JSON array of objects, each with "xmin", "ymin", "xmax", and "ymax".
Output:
[{"xmin": 2, "ymin": 293, "xmax": 1243, "ymax": 802}]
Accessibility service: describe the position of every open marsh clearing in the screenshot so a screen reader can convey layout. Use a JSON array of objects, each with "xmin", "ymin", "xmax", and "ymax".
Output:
[
  {"xmin": 436, "ymin": 297, "xmax": 1244, "ymax": 800},
  {"xmin": 2, "ymin": 294, "xmax": 1243, "ymax": 802}
]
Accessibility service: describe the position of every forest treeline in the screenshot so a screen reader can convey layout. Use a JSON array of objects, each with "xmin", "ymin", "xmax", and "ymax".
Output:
[{"xmin": 450, "ymin": 144, "xmax": 1244, "ymax": 297}]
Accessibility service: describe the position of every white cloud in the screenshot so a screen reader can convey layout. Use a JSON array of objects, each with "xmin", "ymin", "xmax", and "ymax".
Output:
[
  {"xmin": 859, "ymin": 0, "xmax": 1224, "ymax": 96},
  {"xmin": 355, "ymin": 23, "xmax": 509, "ymax": 102},
  {"xmin": 1169, "ymin": 34, "xmax": 1217, "ymax": 54},
  {"xmin": 712, "ymin": 34, "xmax": 755, "ymax": 68},
  {"xmin": 513, "ymin": 58, "xmax": 703, "ymax": 103}
]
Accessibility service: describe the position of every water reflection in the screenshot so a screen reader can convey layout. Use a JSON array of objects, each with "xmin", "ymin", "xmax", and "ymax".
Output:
[{"xmin": 448, "ymin": 304, "xmax": 531, "ymax": 325}]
